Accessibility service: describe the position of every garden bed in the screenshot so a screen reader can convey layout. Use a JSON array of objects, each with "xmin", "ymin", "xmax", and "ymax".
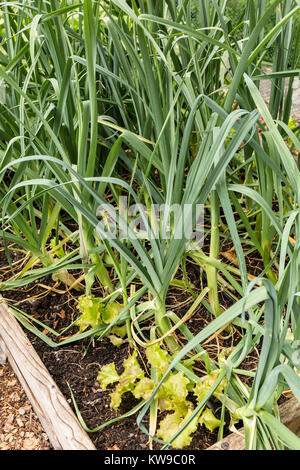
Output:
[
  {"xmin": 0, "ymin": 241, "xmax": 248, "ymax": 449},
  {"xmin": 1, "ymin": 295, "xmax": 300, "ymax": 450},
  {"xmin": 0, "ymin": 265, "xmax": 222, "ymax": 450},
  {"xmin": 0, "ymin": 238, "xmax": 294, "ymax": 450}
]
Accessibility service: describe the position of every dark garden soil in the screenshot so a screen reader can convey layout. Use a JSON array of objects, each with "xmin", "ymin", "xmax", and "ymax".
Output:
[{"xmin": 0, "ymin": 240, "xmax": 260, "ymax": 450}]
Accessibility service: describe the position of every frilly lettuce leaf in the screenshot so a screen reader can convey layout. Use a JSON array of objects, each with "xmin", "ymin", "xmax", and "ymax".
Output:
[
  {"xmin": 145, "ymin": 342, "xmax": 170, "ymax": 374},
  {"xmin": 75, "ymin": 295, "xmax": 103, "ymax": 332},
  {"xmin": 133, "ymin": 377, "xmax": 156, "ymax": 400},
  {"xmin": 50, "ymin": 238, "xmax": 65, "ymax": 259},
  {"xmin": 158, "ymin": 371, "xmax": 191, "ymax": 415},
  {"xmin": 102, "ymin": 302, "xmax": 123, "ymax": 324},
  {"xmin": 161, "ymin": 371, "xmax": 189, "ymax": 404},
  {"xmin": 157, "ymin": 409, "xmax": 199, "ymax": 449},
  {"xmin": 108, "ymin": 324, "xmax": 128, "ymax": 347},
  {"xmin": 120, "ymin": 351, "xmax": 145, "ymax": 385},
  {"xmin": 97, "ymin": 362, "xmax": 120, "ymax": 390},
  {"xmin": 108, "ymin": 335, "xmax": 125, "ymax": 347},
  {"xmin": 199, "ymin": 408, "xmax": 221, "ymax": 432},
  {"xmin": 75, "ymin": 295, "xmax": 124, "ymax": 333},
  {"xmin": 111, "ymin": 325, "xmax": 127, "ymax": 338},
  {"xmin": 109, "ymin": 351, "xmax": 145, "ymax": 409},
  {"xmin": 110, "ymin": 381, "xmax": 135, "ymax": 409},
  {"xmin": 194, "ymin": 372, "xmax": 226, "ymax": 404}
]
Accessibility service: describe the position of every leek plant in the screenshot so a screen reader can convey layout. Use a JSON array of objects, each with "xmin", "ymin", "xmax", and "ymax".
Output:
[{"xmin": 0, "ymin": 0, "xmax": 121, "ymax": 292}]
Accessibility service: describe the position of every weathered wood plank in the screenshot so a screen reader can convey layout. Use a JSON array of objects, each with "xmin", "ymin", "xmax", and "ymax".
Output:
[
  {"xmin": 207, "ymin": 398, "xmax": 300, "ymax": 450},
  {"xmin": 0, "ymin": 301, "xmax": 96, "ymax": 450},
  {"xmin": 0, "ymin": 336, "xmax": 7, "ymax": 364}
]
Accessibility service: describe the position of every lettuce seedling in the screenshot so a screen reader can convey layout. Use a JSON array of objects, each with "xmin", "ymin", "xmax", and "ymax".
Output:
[
  {"xmin": 97, "ymin": 343, "xmax": 224, "ymax": 448},
  {"xmin": 50, "ymin": 237, "xmax": 66, "ymax": 259},
  {"xmin": 75, "ymin": 295, "xmax": 125, "ymax": 345}
]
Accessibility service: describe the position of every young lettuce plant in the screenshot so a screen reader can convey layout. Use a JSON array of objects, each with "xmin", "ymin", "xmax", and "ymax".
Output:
[
  {"xmin": 75, "ymin": 295, "xmax": 127, "ymax": 346},
  {"xmin": 97, "ymin": 343, "xmax": 224, "ymax": 449}
]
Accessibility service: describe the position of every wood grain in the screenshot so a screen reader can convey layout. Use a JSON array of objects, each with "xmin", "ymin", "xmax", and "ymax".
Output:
[
  {"xmin": 0, "ymin": 301, "xmax": 96, "ymax": 450},
  {"xmin": 207, "ymin": 398, "xmax": 300, "ymax": 450},
  {"xmin": 0, "ymin": 337, "xmax": 7, "ymax": 364}
]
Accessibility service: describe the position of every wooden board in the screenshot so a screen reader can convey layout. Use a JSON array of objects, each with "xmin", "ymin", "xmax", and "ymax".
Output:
[
  {"xmin": 0, "ymin": 300, "xmax": 96, "ymax": 450},
  {"xmin": 0, "ymin": 336, "xmax": 7, "ymax": 364},
  {"xmin": 207, "ymin": 398, "xmax": 300, "ymax": 450}
]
